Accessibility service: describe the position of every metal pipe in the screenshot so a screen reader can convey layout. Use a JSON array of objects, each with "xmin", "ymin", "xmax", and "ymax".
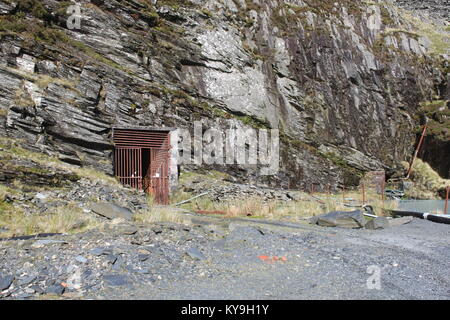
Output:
[
  {"xmin": 406, "ymin": 125, "xmax": 427, "ymax": 179},
  {"xmin": 390, "ymin": 210, "xmax": 450, "ymax": 225},
  {"xmin": 362, "ymin": 182, "xmax": 365, "ymax": 204},
  {"xmin": 174, "ymin": 192, "xmax": 210, "ymax": 206},
  {"xmin": 445, "ymin": 186, "xmax": 449, "ymax": 215}
]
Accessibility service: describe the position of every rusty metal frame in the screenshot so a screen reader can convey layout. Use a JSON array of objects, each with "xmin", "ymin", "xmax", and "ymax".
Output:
[{"xmin": 112, "ymin": 128, "xmax": 171, "ymax": 205}]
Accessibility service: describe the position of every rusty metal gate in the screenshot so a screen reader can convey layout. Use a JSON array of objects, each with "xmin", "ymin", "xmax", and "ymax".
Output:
[{"xmin": 112, "ymin": 128, "xmax": 171, "ymax": 204}]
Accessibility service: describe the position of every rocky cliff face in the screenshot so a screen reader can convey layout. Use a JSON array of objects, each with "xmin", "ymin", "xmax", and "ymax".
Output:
[
  {"xmin": 394, "ymin": 0, "xmax": 449, "ymax": 23},
  {"xmin": 0, "ymin": 0, "xmax": 448, "ymax": 189}
]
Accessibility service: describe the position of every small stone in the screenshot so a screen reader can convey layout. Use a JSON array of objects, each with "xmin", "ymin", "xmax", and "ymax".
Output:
[
  {"xmin": 138, "ymin": 254, "xmax": 149, "ymax": 262},
  {"xmin": 105, "ymin": 254, "xmax": 118, "ymax": 264},
  {"xmin": 102, "ymin": 274, "xmax": 129, "ymax": 287},
  {"xmin": 66, "ymin": 265, "xmax": 78, "ymax": 273},
  {"xmin": 0, "ymin": 275, "xmax": 14, "ymax": 291},
  {"xmin": 389, "ymin": 216, "xmax": 414, "ymax": 227},
  {"xmin": 136, "ymin": 268, "xmax": 150, "ymax": 274},
  {"xmin": 31, "ymin": 240, "xmax": 67, "ymax": 248},
  {"xmin": 18, "ymin": 275, "xmax": 36, "ymax": 286},
  {"xmin": 118, "ymin": 225, "xmax": 138, "ymax": 235},
  {"xmin": 152, "ymin": 227, "xmax": 163, "ymax": 234},
  {"xmin": 24, "ymin": 288, "xmax": 35, "ymax": 294},
  {"xmin": 75, "ymin": 256, "xmax": 88, "ymax": 264},
  {"xmin": 90, "ymin": 248, "xmax": 105, "ymax": 256},
  {"xmin": 365, "ymin": 217, "xmax": 389, "ymax": 230},
  {"xmin": 63, "ymin": 291, "xmax": 83, "ymax": 299},
  {"xmin": 35, "ymin": 192, "xmax": 48, "ymax": 201},
  {"xmin": 29, "ymin": 285, "xmax": 44, "ymax": 294},
  {"xmin": 186, "ymin": 247, "xmax": 206, "ymax": 260},
  {"xmin": 112, "ymin": 256, "xmax": 124, "ymax": 270},
  {"xmin": 46, "ymin": 284, "xmax": 65, "ymax": 296}
]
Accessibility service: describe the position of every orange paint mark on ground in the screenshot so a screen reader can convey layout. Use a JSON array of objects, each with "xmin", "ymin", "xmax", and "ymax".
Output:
[{"xmin": 258, "ymin": 255, "xmax": 288, "ymax": 262}]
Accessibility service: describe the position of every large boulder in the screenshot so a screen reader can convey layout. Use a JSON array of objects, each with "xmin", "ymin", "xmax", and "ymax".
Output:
[
  {"xmin": 91, "ymin": 203, "xmax": 134, "ymax": 221},
  {"xmin": 312, "ymin": 210, "xmax": 367, "ymax": 229}
]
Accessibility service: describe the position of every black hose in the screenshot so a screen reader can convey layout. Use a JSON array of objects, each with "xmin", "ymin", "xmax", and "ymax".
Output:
[{"xmin": 390, "ymin": 210, "xmax": 450, "ymax": 225}]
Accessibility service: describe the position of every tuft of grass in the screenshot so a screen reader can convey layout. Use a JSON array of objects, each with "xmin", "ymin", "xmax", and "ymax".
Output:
[
  {"xmin": 0, "ymin": 203, "xmax": 101, "ymax": 238},
  {"xmin": 133, "ymin": 193, "xmax": 189, "ymax": 224},
  {"xmin": 134, "ymin": 206, "xmax": 186, "ymax": 224},
  {"xmin": 402, "ymin": 159, "xmax": 450, "ymax": 199},
  {"xmin": 178, "ymin": 190, "xmax": 398, "ymax": 221}
]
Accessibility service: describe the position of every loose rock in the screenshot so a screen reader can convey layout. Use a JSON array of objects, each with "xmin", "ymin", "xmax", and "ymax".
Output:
[
  {"xmin": 365, "ymin": 217, "xmax": 390, "ymax": 230},
  {"xmin": 91, "ymin": 203, "xmax": 134, "ymax": 221},
  {"xmin": 0, "ymin": 275, "xmax": 14, "ymax": 291},
  {"xmin": 186, "ymin": 247, "xmax": 207, "ymax": 260}
]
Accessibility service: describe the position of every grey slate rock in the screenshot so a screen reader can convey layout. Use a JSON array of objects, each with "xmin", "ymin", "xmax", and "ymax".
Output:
[
  {"xmin": 112, "ymin": 256, "xmax": 124, "ymax": 270},
  {"xmin": 17, "ymin": 275, "xmax": 37, "ymax": 286},
  {"xmin": 389, "ymin": 216, "xmax": 414, "ymax": 227},
  {"xmin": 136, "ymin": 268, "xmax": 150, "ymax": 274},
  {"xmin": 32, "ymin": 239, "xmax": 67, "ymax": 247},
  {"xmin": 46, "ymin": 284, "xmax": 65, "ymax": 296},
  {"xmin": 0, "ymin": 275, "xmax": 14, "ymax": 290},
  {"xmin": 29, "ymin": 285, "xmax": 44, "ymax": 294},
  {"xmin": 118, "ymin": 225, "xmax": 138, "ymax": 235},
  {"xmin": 138, "ymin": 254, "xmax": 149, "ymax": 262},
  {"xmin": 90, "ymin": 248, "xmax": 105, "ymax": 256},
  {"xmin": 75, "ymin": 256, "xmax": 88, "ymax": 264},
  {"xmin": 314, "ymin": 210, "xmax": 367, "ymax": 228},
  {"xmin": 186, "ymin": 247, "xmax": 206, "ymax": 260},
  {"xmin": 105, "ymin": 254, "xmax": 118, "ymax": 264},
  {"xmin": 91, "ymin": 203, "xmax": 134, "ymax": 221},
  {"xmin": 365, "ymin": 217, "xmax": 390, "ymax": 230},
  {"xmin": 102, "ymin": 274, "xmax": 130, "ymax": 286}
]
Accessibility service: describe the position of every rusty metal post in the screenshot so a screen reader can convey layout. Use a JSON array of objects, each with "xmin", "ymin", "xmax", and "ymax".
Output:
[
  {"xmin": 406, "ymin": 125, "xmax": 427, "ymax": 179},
  {"xmin": 342, "ymin": 186, "xmax": 346, "ymax": 204},
  {"xmin": 362, "ymin": 182, "xmax": 366, "ymax": 204},
  {"xmin": 445, "ymin": 186, "xmax": 449, "ymax": 215}
]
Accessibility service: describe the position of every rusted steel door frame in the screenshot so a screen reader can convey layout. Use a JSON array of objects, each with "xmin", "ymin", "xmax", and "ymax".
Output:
[
  {"xmin": 112, "ymin": 128, "xmax": 171, "ymax": 205},
  {"xmin": 114, "ymin": 147, "xmax": 143, "ymax": 190}
]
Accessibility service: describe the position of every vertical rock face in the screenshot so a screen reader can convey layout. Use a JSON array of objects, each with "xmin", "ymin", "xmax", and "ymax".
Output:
[{"xmin": 0, "ymin": 0, "xmax": 448, "ymax": 188}]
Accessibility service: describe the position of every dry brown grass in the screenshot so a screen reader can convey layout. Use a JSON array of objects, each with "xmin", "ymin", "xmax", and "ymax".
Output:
[
  {"xmin": 134, "ymin": 206, "xmax": 188, "ymax": 224},
  {"xmin": 0, "ymin": 202, "xmax": 101, "ymax": 238},
  {"xmin": 133, "ymin": 194, "xmax": 189, "ymax": 224},
  {"xmin": 182, "ymin": 193, "xmax": 398, "ymax": 221},
  {"xmin": 401, "ymin": 159, "xmax": 450, "ymax": 199}
]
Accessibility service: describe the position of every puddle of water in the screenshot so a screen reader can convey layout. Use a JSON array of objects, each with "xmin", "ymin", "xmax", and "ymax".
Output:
[{"xmin": 397, "ymin": 200, "xmax": 447, "ymax": 214}]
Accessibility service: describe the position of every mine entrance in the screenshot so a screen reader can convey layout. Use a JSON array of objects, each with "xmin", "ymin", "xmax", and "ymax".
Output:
[{"xmin": 112, "ymin": 127, "xmax": 172, "ymax": 204}]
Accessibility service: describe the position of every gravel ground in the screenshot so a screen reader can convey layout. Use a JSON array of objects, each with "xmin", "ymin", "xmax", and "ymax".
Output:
[{"xmin": 0, "ymin": 215, "xmax": 449, "ymax": 300}]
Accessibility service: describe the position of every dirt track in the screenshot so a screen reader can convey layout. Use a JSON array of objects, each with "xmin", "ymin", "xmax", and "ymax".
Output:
[{"xmin": 1, "ymin": 215, "xmax": 449, "ymax": 300}]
